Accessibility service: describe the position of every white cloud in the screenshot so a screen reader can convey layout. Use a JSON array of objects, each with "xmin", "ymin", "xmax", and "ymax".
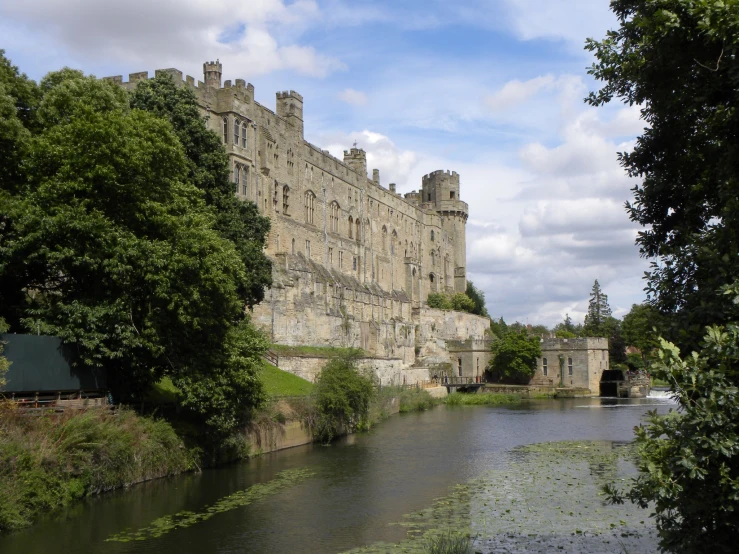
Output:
[
  {"xmin": 0, "ymin": 0, "xmax": 343, "ymax": 79},
  {"xmin": 337, "ymin": 88, "xmax": 368, "ymax": 106},
  {"xmin": 485, "ymin": 74, "xmax": 555, "ymax": 112}
]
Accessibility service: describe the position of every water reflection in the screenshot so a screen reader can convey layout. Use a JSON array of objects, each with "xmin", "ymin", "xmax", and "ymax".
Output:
[{"xmin": 0, "ymin": 398, "xmax": 673, "ymax": 554}]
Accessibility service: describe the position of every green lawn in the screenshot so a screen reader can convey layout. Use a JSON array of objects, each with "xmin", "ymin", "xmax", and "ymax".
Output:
[
  {"xmin": 260, "ymin": 362, "xmax": 314, "ymax": 397},
  {"xmin": 270, "ymin": 344, "xmax": 365, "ymax": 358}
]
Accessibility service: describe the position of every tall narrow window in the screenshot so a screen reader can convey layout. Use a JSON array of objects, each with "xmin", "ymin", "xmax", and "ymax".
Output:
[
  {"xmin": 305, "ymin": 240, "xmax": 311, "ymax": 258},
  {"xmin": 458, "ymin": 358, "xmax": 462, "ymax": 377},
  {"xmin": 242, "ymin": 122, "xmax": 247, "ymax": 147},
  {"xmin": 242, "ymin": 166, "xmax": 249, "ymax": 196},
  {"xmin": 234, "ymin": 120, "xmax": 240, "ymax": 145},
  {"xmin": 355, "ymin": 218, "xmax": 360, "ymax": 242},
  {"xmin": 348, "ymin": 216, "xmax": 354, "ymax": 239},
  {"xmin": 282, "ymin": 186, "xmax": 290, "ymax": 214},
  {"xmin": 291, "ymin": 238, "xmax": 295, "ymax": 255},
  {"xmin": 304, "ymin": 192, "xmax": 315, "ymax": 224},
  {"xmin": 543, "ymin": 358, "xmax": 548, "ymax": 376},
  {"xmin": 234, "ymin": 164, "xmax": 240, "ymax": 186},
  {"xmin": 222, "ymin": 117, "xmax": 228, "ymax": 143},
  {"xmin": 339, "ymin": 251, "xmax": 343, "ymax": 268},
  {"xmin": 330, "ymin": 202, "xmax": 339, "ymax": 233},
  {"xmin": 568, "ymin": 357, "xmax": 573, "ymax": 376},
  {"xmin": 329, "ymin": 247, "xmax": 333, "ymax": 265},
  {"xmin": 431, "ymin": 230, "xmax": 435, "ymax": 242}
]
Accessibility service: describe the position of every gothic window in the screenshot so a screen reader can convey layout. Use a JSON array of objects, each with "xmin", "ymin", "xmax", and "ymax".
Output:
[
  {"xmin": 282, "ymin": 185, "xmax": 290, "ymax": 214},
  {"xmin": 234, "ymin": 120, "xmax": 240, "ymax": 145},
  {"xmin": 305, "ymin": 240, "xmax": 311, "ymax": 258},
  {"xmin": 543, "ymin": 358, "xmax": 548, "ymax": 376},
  {"xmin": 355, "ymin": 218, "xmax": 360, "ymax": 242},
  {"xmin": 330, "ymin": 202, "xmax": 340, "ymax": 233},
  {"xmin": 274, "ymin": 180, "xmax": 279, "ymax": 209},
  {"xmin": 242, "ymin": 166, "xmax": 249, "ymax": 196},
  {"xmin": 348, "ymin": 216, "xmax": 354, "ymax": 239},
  {"xmin": 304, "ymin": 191, "xmax": 315, "ymax": 224},
  {"xmin": 329, "ymin": 247, "xmax": 333, "ymax": 265},
  {"xmin": 382, "ymin": 226, "xmax": 388, "ymax": 252},
  {"xmin": 431, "ymin": 250, "xmax": 435, "ymax": 268},
  {"xmin": 242, "ymin": 122, "xmax": 248, "ymax": 147},
  {"xmin": 234, "ymin": 164, "xmax": 240, "ymax": 186},
  {"xmin": 222, "ymin": 117, "xmax": 228, "ymax": 143}
]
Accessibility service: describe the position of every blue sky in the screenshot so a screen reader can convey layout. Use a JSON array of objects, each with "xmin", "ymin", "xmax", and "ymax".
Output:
[{"xmin": 0, "ymin": 0, "xmax": 650, "ymax": 326}]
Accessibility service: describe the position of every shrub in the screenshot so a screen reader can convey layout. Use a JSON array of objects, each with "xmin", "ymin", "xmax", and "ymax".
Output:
[
  {"xmin": 427, "ymin": 293, "xmax": 452, "ymax": 310},
  {"xmin": 312, "ymin": 357, "xmax": 374, "ymax": 444},
  {"xmin": 427, "ymin": 292, "xmax": 477, "ymax": 314},
  {"xmin": 398, "ymin": 388, "xmax": 436, "ymax": 413}
]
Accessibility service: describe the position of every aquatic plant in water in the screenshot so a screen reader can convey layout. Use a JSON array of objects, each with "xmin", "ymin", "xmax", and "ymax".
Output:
[
  {"xmin": 344, "ymin": 441, "xmax": 658, "ymax": 553},
  {"xmin": 105, "ymin": 468, "xmax": 315, "ymax": 542}
]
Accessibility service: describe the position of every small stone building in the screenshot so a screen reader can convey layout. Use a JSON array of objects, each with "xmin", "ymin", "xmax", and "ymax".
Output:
[{"xmin": 533, "ymin": 337, "xmax": 609, "ymax": 393}]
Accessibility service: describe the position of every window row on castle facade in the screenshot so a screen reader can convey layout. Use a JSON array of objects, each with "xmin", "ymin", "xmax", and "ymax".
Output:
[
  {"xmin": 234, "ymin": 163, "xmax": 249, "ymax": 196},
  {"xmin": 223, "ymin": 117, "xmax": 249, "ymax": 147}
]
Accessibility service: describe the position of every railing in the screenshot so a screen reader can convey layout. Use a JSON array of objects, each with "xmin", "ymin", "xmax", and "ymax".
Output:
[
  {"xmin": 263, "ymin": 349, "xmax": 279, "ymax": 367},
  {"xmin": 438, "ymin": 376, "xmax": 485, "ymax": 386}
]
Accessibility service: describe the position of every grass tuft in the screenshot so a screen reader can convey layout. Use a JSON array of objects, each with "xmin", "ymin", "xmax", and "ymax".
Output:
[
  {"xmin": 444, "ymin": 392, "xmax": 521, "ymax": 406},
  {"xmin": 425, "ymin": 531, "xmax": 473, "ymax": 554}
]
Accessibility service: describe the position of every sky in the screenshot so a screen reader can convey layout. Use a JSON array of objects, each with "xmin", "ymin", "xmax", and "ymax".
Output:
[{"xmin": 0, "ymin": 0, "xmax": 651, "ymax": 327}]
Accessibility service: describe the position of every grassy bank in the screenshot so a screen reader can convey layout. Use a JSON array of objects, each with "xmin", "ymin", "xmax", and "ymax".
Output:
[
  {"xmin": 260, "ymin": 362, "xmax": 314, "ymax": 397},
  {"xmin": 444, "ymin": 392, "xmax": 521, "ymax": 406},
  {"xmin": 0, "ymin": 406, "xmax": 196, "ymax": 533}
]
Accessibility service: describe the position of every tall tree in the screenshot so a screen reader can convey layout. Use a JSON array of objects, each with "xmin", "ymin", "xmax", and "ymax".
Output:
[
  {"xmin": 586, "ymin": 0, "xmax": 739, "ymax": 352},
  {"xmin": 488, "ymin": 331, "xmax": 542, "ymax": 383},
  {"xmin": 0, "ymin": 66, "xmax": 266, "ymax": 432},
  {"xmin": 621, "ymin": 303, "xmax": 665, "ymax": 361},
  {"xmin": 589, "ymin": 2, "xmax": 739, "ymax": 550},
  {"xmin": 465, "ymin": 281, "xmax": 490, "ymax": 318},
  {"xmin": 129, "ymin": 74, "xmax": 271, "ymax": 307},
  {"xmin": 583, "ymin": 280, "xmax": 612, "ymax": 335}
]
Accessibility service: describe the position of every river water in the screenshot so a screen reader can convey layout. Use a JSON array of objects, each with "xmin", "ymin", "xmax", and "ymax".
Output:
[{"xmin": 0, "ymin": 395, "xmax": 676, "ymax": 553}]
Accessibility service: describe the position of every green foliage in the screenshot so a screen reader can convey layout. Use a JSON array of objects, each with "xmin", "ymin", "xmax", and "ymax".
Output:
[
  {"xmin": 0, "ymin": 408, "xmax": 195, "ymax": 532},
  {"xmin": 444, "ymin": 392, "xmax": 520, "ymax": 406},
  {"xmin": 489, "ymin": 332, "xmax": 542, "ymax": 383},
  {"xmin": 312, "ymin": 356, "xmax": 375, "ymax": 443},
  {"xmin": 621, "ymin": 303, "xmax": 664, "ymax": 360},
  {"xmin": 465, "ymin": 281, "xmax": 489, "ymax": 317},
  {"xmin": 586, "ymin": 0, "xmax": 739, "ymax": 353},
  {"xmin": 0, "ymin": 317, "xmax": 8, "ymax": 389},
  {"xmin": 553, "ymin": 313, "xmax": 581, "ymax": 338},
  {"xmin": 583, "ymin": 280, "xmax": 612, "ymax": 334},
  {"xmin": 0, "ymin": 59, "xmax": 268, "ymax": 434},
  {"xmin": 260, "ymin": 362, "xmax": 314, "ymax": 397},
  {"xmin": 425, "ymin": 531, "xmax": 473, "ymax": 554},
  {"xmin": 489, "ymin": 317, "xmax": 508, "ymax": 338},
  {"xmin": 129, "ymin": 73, "xmax": 271, "ymax": 307},
  {"xmin": 427, "ymin": 292, "xmax": 476, "ymax": 314},
  {"xmin": 398, "ymin": 388, "xmax": 437, "ymax": 413},
  {"xmin": 605, "ymin": 328, "xmax": 739, "ymax": 553},
  {"xmin": 427, "ymin": 292, "xmax": 452, "ymax": 310}
]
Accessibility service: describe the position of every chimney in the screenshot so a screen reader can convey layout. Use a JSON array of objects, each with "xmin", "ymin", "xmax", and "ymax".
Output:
[
  {"xmin": 372, "ymin": 169, "xmax": 380, "ymax": 185},
  {"xmin": 389, "ymin": 183, "xmax": 396, "ymax": 193}
]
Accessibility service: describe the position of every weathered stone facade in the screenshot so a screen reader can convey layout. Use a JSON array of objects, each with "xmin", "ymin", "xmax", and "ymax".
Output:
[
  {"xmin": 533, "ymin": 337, "xmax": 609, "ymax": 394},
  {"xmin": 108, "ymin": 61, "xmax": 488, "ymax": 379}
]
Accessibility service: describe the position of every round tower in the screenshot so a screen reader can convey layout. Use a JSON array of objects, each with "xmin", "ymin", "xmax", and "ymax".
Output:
[
  {"xmin": 203, "ymin": 60, "xmax": 222, "ymax": 89},
  {"xmin": 421, "ymin": 170, "xmax": 468, "ymax": 293}
]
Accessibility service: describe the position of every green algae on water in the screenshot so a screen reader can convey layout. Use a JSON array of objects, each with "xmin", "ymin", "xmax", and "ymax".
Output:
[
  {"xmin": 105, "ymin": 468, "xmax": 315, "ymax": 542},
  {"xmin": 344, "ymin": 440, "xmax": 657, "ymax": 554}
]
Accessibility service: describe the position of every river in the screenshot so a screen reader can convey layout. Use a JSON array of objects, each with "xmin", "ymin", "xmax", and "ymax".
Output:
[{"xmin": 0, "ymin": 395, "xmax": 676, "ymax": 553}]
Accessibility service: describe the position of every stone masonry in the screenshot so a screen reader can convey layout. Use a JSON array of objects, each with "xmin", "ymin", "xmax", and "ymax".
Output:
[
  {"xmin": 107, "ymin": 62, "xmax": 489, "ymax": 381},
  {"xmin": 533, "ymin": 337, "xmax": 609, "ymax": 394}
]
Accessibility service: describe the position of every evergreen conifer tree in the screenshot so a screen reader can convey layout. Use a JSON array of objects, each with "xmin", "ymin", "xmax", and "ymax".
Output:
[{"xmin": 583, "ymin": 280, "xmax": 612, "ymax": 334}]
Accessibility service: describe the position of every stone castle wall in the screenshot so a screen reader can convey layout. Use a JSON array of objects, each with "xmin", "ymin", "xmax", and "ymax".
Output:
[
  {"xmin": 108, "ymin": 62, "xmax": 489, "ymax": 376},
  {"xmin": 534, "ymin": 337, "xmax": 609, "ymax": 393}
]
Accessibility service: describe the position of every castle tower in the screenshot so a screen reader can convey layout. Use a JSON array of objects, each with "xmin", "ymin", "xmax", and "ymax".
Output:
[
  {"xmin": 276, "ymin": 90, "xmax": 304, "ymax": 138},
  {"xmin": 203, "ymin": 60, "xmax": 222, "ymax": 89},
  {"xmin": 343, "ymin": 147, "xmax": 367, "ymax": 178},
  {"xmin": 421, "ymin": 170, "xmax": 469, "ymax": 293}
]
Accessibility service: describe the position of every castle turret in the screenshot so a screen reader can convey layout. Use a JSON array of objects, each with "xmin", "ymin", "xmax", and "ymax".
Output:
[
  {"xmin": 343, "ymin": 147, "xmax": 367, "ymax": 178},
  {"xmin": 422, "ymin": 170, "xmax": 469, "ymax": 293},
  {"xmin": 203, "ymin": 60, "xmax": 222, "ymax": 89},
  {"xmin": 276, "ymin": 90, "xmax": 304, "ymax": 137}
]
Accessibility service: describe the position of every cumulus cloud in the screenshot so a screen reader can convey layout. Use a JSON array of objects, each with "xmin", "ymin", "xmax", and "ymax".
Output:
[
  {"xmin": 0, "ymin": 0, "xmax": 344, "ymax": 79},
  {"xmin": 485, "ymin": 74, "xmax": 555, "ymax": 112},
  {"xmin": 320, "ymin": 130, "xmax": 420, "ymax": 190},
  {"xmin": 337, "ymin": 88, "xmax": 368, "ymax": 106}
]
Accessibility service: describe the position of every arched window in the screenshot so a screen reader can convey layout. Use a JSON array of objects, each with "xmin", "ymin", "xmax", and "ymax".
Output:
[
  {"xmin": 242, "ymin": 122, "xmax": 247, "ymax": 147},
  {"xmin": 222, "ymin": 117, "xmax": 228, "ymax": 143},
  {"xmin": 382, "ymin": 226, "xmax": 388, "ymax": 252},
  {"xmin": 431, "ymin": 250, "xmax": 436, "ymax": 268},
  {"xmin": 282, "ymin": 185, "xmax": 290, "ymax": 214},
  {"xmin": 234, "ymin": 119, "xmax": 240, "ymax": 145},
  {"xmin": 348, "ymin": 216, "xmax": 354, "ymax": 239},
  {"xmin": 234, "ymin": 164, "xmax": 240, "ymax": 185},
  {"xmin": 391, "ymin": 230, "xmax": 397, "ymax": 254},
  {"xmin": 304, "ymin": 191, "xmax": 315, "ymax": 224},
  {"xmin": 355, "ymin": 218, "xmax": 361, "ymax": 242},
  {"xmin": 330, "ymin": 202, "xmax": 340, "ymax": 233}
]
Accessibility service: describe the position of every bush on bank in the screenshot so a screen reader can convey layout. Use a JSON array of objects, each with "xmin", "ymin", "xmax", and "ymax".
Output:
[{"xmin": 0, "ymin": 406, "xmax": 196, "ymax": 533}]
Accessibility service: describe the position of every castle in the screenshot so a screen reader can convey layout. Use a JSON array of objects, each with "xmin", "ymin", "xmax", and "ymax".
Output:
[{"xmin": 107, "ymin": 61, "xmax": 492, "ymax": 383}]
